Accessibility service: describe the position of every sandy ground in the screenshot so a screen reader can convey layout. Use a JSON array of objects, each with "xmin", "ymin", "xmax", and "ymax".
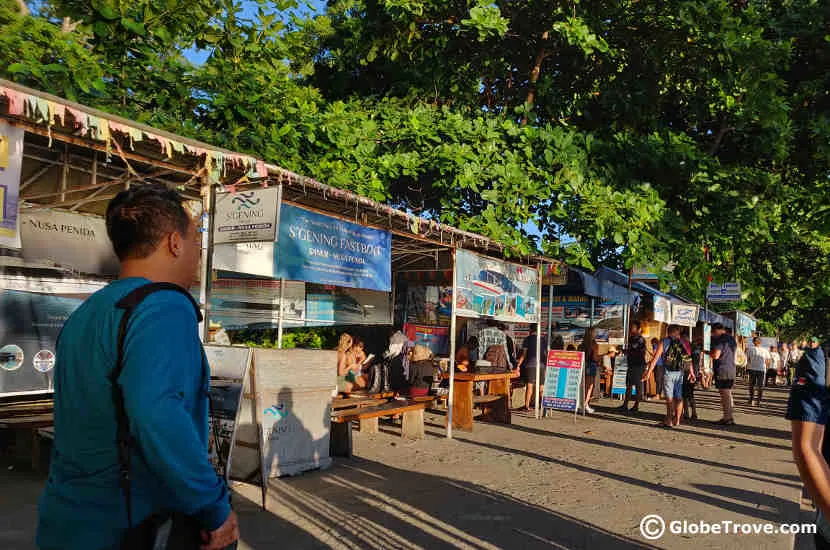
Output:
[{"xmin": 0, "ymin": 380, "xmax": 812, "ymax": 550}]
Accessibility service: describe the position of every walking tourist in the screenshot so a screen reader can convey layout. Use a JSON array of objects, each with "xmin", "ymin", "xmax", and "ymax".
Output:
[
  {"xmin": 781, "ymin": 343, "xmax": 792, "ymax": 385},
  {"xmin": 789, "ymin": 342, "xmax": 804, "ymax": 385},
  {"xmin": 735, "ymin": 338, "xmax": 748, "ymax": 379},
  {"xmin": 649, "ymin": 337, "xmax": 665, "ymax": 400},
  {"xmin": 517, "ymin": 325, "xmax": 547, "ymax": 411},
  {"xmin": 708, "ymin": 323, "xmax": 738, "ymax": 426},
  {"xmin": 621, "ymin": 321, "xmax": 647, "ymax": 413},
  {"xmin": 747, "ymin": 337, "xmax": 770, "ymax": 406},
  {"xmin": 787, "ymin": 337, "xmax": 830, "ymax": 550},
  {"xmin": 683, "ymin": 339, "xmax": 702, "ymax": 420},
  {"xmin": 37, "ymin": 185, "xmax": 238, "ymax": 550},
  {"xmin": 580, "ymin": 329, "xmax": 600, "ymax": 414},
  {"xmin": 644, "ymin": 325, "xmax": 693, "ymax": 428},
  {"xmin": 768, "ymin": 346, "xmax": 781, "ymax": 386}
]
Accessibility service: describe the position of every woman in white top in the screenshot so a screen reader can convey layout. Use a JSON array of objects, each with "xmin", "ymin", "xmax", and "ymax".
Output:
[{"xmin": 767, "ymin": 346, "xmax": 781, "ymax": 387}]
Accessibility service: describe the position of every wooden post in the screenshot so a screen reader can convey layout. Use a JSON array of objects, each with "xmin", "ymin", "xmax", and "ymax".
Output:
[
  {"xmin": 200, "ymin": 180, "xmax": 216, "ymax": 343},
  {"xmin": 359, "ymin": 418, "xmax": 379, "ymax": 434},
  {"xmin": 401, "ymin": 409, "xmax": 425, "ymax": 440},
  {"xmin": 60, "ymin": 144, "xmax": 69, "ymax": 203},
  {"xmin": 447, "ymin": 250, "xmax": 458, "ymax": 438}
]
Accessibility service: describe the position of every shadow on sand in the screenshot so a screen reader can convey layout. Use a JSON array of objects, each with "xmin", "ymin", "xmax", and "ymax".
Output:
[{"xmin": 235, "ymin": 457, "xmax": 662, "ymax": 550}]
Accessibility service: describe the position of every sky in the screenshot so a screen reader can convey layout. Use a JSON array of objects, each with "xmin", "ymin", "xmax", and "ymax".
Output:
[{"xmin": 186, "ymin": 0, "xmax": 324, "ymax": 65}]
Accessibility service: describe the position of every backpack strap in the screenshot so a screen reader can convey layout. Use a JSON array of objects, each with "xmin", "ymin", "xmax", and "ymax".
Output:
[{"xmin": 112, "ymin": 282, "xmax": 202, "ymax": 528}]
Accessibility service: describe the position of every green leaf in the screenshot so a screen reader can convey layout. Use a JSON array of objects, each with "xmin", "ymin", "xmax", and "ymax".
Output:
[
  {"xmin": 98, "ymin": 4, "xmax": 120, "ymax": 20},
  {"xmin": 152, "ymin": 26, "xmax": 172, "ymax": 43},
  {"xmin": 121, "ymin": 17, "xmax": 146, "ymax": 36}
]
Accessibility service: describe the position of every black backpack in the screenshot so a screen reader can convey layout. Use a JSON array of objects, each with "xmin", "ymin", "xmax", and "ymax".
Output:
[{"xmin": 663, "ymin": 338, "xmax": 689, "ymax": 372}]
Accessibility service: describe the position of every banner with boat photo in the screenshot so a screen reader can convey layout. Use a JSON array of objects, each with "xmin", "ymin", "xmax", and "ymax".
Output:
[{"xmin": 454, "ymin": 250, "xmax": 539, "ymax": 323}]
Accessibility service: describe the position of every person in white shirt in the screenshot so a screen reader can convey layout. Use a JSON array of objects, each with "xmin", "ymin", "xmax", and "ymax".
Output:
[
  {"xmin": 746, "ymin": 337, "xmax": 770, "ymax": 406},
  {"xmin": 768, "ymin": 346, "xmax": 782, "ymax": 386}
]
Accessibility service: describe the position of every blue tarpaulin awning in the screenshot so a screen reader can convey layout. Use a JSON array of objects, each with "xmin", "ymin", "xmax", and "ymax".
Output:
[{"xmin": 697, "ymin": 308, "xmax": 733, "ymax": 330}]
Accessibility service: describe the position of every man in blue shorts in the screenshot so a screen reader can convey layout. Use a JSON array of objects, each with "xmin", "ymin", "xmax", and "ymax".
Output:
[
  {"xmin": 646, "ymin": 325, "xmax": 693, "ymax": 428},
  {"xmin": 787, "ymin": 337, "xmax": 830, "ymax": 549}
]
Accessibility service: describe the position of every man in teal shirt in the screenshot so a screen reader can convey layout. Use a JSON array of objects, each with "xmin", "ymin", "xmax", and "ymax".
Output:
[{"xmin": 37, "ymin": 184, "xmax": 238, "ymax": 549}]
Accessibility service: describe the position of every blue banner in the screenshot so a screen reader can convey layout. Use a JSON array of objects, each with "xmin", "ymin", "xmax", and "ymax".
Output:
[{"xmin": 276, "ymin": 204, "xmax": 391, "ymax": 292}]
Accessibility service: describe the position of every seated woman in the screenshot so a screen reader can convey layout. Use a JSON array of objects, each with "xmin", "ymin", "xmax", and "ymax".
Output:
[
  {"xmin": 337, "ymin": 334, "xmax": 368, "ymax": 393},
  {"xmin": 454, "ymin": 337, "xmax": 479, "ymax": 372}
]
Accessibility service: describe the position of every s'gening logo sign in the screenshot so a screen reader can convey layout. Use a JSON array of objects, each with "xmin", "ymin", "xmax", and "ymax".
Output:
[
  {"xmin": 231, "ymin": 192, "xmax": 261, "ymax": 210},
  {"xmin": 224, "ymin": 191, "xmax": 266, "ymax": 223}
]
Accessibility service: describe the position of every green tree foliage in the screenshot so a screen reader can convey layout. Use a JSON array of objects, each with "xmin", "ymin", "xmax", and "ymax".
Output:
[
  {"xmin": 0, "ymin": 0, "xmax": 104, "ymax": 99},
  {"xmin": 1, "ymin": 0, "xmax": 829, "ymax": 336}
]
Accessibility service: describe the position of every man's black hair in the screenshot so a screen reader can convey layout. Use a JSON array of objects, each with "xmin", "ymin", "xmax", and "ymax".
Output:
[
  {"xmin": 712, "ymin": 322, "xmax": 725, "ymax": 331},
  {"xmin": 106, "ymin": 184, "xmax": 191, "ymax": 261}
]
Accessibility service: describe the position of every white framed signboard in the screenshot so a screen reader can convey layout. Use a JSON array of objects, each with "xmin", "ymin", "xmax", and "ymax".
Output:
[
  {"xmin": 213, "ymin": 187, "xmax": 280, "ymax": 244},
  {"xmin": 204, "ymin": 345, "xmax": 252, "ymax": 481}
]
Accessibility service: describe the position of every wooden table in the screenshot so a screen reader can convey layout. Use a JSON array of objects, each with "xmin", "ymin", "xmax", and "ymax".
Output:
[{"xmin": 443, "ymin": 371, "xmax": 517, "ymax": 431}]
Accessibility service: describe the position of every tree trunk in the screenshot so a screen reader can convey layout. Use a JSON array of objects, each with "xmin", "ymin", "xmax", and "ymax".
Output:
[
  {"xmin": 16, "ymin": 0, "xmax": 29, "ymax": 16},
  {"xmin": 522, "ymin": 31, "xmax": 549, "ymax": 125}
]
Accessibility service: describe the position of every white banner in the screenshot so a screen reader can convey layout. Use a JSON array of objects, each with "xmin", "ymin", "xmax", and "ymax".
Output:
[
  {"xmin": 652, "ymin": 296, "xmax": 671, "ymax": 324},
  {"xmin": 671, "ymin": 304, "xmax": 699, "ymax": 327},
  {"xmin": 19, "ymin": 210, "xmax": 119, "ymax": 276},
  {"xmin": 253, "ymin": 348, "xmax": 334, "ymax": 478},
  {"xmin": 0, "ymin": 122, "xmax": 23, "ymax": 249},
  {"xmin": 214, "ymin": 187, "xmax": 280, "ymax": 244},
  {"xmin": 213, "ymin": 242, "xmax": 275, "ymax": 277}
]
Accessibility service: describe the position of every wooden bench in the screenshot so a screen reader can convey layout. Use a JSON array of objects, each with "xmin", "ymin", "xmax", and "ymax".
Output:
[
  {"xmin": 330, "ymin": 399, "xmax": 431, "ymax": 457},
  {"xmin": 473, "ymin": 394, "xmax": 509, "ymax": 423}
]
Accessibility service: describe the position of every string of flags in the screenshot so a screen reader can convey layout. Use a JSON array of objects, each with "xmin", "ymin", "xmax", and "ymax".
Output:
[
  {"xmin": 0, "ymin": 85, "xmax": 268, "ymax": 183},
  {"xmin": 0, "ymin": 85, "xmax": 509, "ymax": 254}
]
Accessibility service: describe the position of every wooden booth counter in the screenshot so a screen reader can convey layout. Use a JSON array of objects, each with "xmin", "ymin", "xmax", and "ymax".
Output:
[{"xmin": 443, "ymin": 371, "xmax": 518, "ymax": 431}]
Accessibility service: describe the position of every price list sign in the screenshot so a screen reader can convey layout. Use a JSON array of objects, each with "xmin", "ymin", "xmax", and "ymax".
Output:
[
  {"xmin": 611, "ymin": 355, "xmax": 631, "ymax": 396},
  {"xmin": 542, "ymin": 350, "xmax": 584, "ymax": 413}
]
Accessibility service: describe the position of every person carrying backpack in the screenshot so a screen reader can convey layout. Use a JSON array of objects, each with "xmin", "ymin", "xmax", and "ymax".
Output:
[
  {"xmin": 644, "ymin": 325, "xmax": 694, "ymax": 428},
  {"xmin": 37, "ymin": 185, "xmax": 238, "ymax": 550}
]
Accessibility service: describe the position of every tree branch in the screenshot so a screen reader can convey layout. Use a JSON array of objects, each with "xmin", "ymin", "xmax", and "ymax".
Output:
[
  {"xmin": 521, "ymin": 31, "xmax": 549, "ymax": 125},
  {"xmin": 708, "ymin": 126, "xmax": 735, "ymax": 155},
  {"xmin": 15, "ymin": 0, "xmax": 29, "ymax": 16},
  {"xmin": 61, "ymin": 16, "xmax": 80, "ymax": 33}
]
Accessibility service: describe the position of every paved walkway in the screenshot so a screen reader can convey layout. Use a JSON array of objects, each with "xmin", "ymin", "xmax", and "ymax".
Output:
[{"xmin": 0, "ymin": 381, "xmax": 811, "ymax": 549}]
